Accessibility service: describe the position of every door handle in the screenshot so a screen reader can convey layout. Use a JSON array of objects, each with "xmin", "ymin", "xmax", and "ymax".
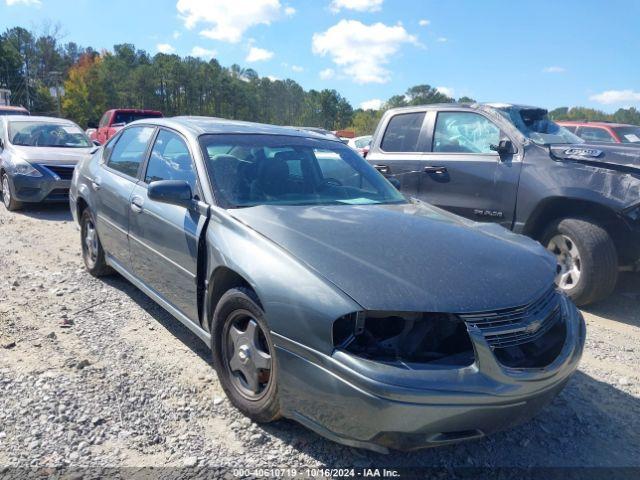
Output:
[
  {"xmin": 424, "ymin": 166, "xmax": 447, "ymax": 174},
  {"xmin": 91, "ymin": 177, "xmax": 102, "ymax": 191},
  {"xmin": 130, "ymin": 196, "xmax": 144, "ymax": 213},
  {"xmin": 374, "ymin": 164, "xmax": 391, "ymax": 174}
]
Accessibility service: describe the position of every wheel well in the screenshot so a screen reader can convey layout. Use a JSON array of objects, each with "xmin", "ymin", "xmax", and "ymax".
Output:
[
  {"xmin": 76, "ymin": 197, "xmax": 89, "ymax": 220},
  {"xmin": 208, "ymin": 267, "xmax": 260, "ymax": 328},
  {"xmin": 523, "ymin": 197, "xmax": 634, "ymax": 264}
]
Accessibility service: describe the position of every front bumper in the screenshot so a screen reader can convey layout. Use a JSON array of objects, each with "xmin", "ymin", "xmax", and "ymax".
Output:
[
  {"xmin": 8, "ymin": 172, "xmax": 71, "ymax": 204},
  {"xmin": 274, "ymin": 297, "xmax": 585, "ymax": 453}
]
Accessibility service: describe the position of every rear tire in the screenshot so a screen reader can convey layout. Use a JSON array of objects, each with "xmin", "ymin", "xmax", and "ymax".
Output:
[
  {"xmin": 80, "ymin": 208, "xmax": 111, "ymax": 277},
  {"xmin": 542, "ymin": 218, "xmax": 618, "ymax": 306},
  {"xmin": 211, "ymin": 288, "xmax": 281, "ymax": 423},
  {"xmin": 2, "ymin": 174, "xmax": 22, "ymax": 212}
]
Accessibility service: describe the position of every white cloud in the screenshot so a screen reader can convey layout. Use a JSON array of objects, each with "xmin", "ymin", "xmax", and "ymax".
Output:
[
  {"xmin": 312, "ymin": 20, "xmax": 417, "ymax": 84},
  {"xmin": 360, "ymin": 98, "xmax": 383, "ymax": 110},
  {"xmin": 172, "ymin": 30, "xmax": 182, "ymax": 39},
  {"xmin": 190, "ymin": 46, "xmax": 217, "ymax": 58},
  {"xmin": 543, "ymin": 66, "xmax": 566, "ymax": 73},
  {"xmin": 436, "ymin": 86, "xmax": 454, "ymax": 97},
  {"xmin": 589, "ymin": 89, "xmax": 640, "ymax": 105},
  {"xmin": 6, "ymin": 0, "xmax": 41, "ymax": 5},
  {"xmin": 156, "ymin": 43, "xmax": 176, "ymax": 54},
  {"xmin": 319, "ymin": 68, "xmax": 335, "ymax": 80},
  {"xmin": 436, "ymin": 36, "xmax": 447, "ymax": 42},
  {"xmin": 246, "ymin": 46, "xmax": 274, "ymax": 62},
  {"xmin": 291, "ymin": 65, "xmax": 304, "ymax": 72},
  {"xmin": 418, "ymin": 19, "xmax": 430, "ymax": 27},
  {"xmin": 284, "ymin": 6, "xmax": 295, "ymax": 15},
  {"xmin": 330, "ymin": 0, "xmax": 383, "ymax": 12},
  {"xmin": 177, "ymin": 0, "xmax": 284, "ymax": 43}
]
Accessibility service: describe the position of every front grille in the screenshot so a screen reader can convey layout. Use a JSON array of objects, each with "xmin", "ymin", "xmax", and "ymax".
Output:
[
  {"xmin": 40, "ymin": 164, "xmax": 75, "ymax": 180},
  {"xmin": 459, "ymin": 287, "xmax": 561, "ymax": 349}
]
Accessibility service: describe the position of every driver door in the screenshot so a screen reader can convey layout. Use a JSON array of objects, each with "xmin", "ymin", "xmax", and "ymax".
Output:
[{"xmin": 417, "ymin": 110, "xmax": 522, "ymax": 228}]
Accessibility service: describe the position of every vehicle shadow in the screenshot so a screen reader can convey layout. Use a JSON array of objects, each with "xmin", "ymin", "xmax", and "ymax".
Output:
[
  {"xmin": 101, "ymin": 273, "xmax": 212, "ymax": 364},
  {"xmin": 581, "ymin": 272, "xmax": 640, "ymax": 329},
  {"xmin": 12, "ymin": 203, "xmax": 73, "ymax": 222}
]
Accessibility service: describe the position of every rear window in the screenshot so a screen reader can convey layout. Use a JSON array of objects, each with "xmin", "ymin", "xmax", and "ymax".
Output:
[
  {"xmin": 381, "ymin": 112, "xmax": 426, "ymax": 152},
  {"xmin": 113, "ymin": 111, "xmax": 162, "ymax": 126}
]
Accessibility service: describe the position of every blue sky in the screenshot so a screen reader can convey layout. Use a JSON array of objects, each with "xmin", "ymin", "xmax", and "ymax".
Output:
[{"xmin": 2, "ymin": 0, "xmax": 640, "ymax": 112}]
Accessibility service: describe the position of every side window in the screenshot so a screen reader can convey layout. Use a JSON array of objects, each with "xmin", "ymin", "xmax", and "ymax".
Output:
[
  {"xmin": 562, "ymin": 125, "xmax": 578, "ymax": 133},
  {"xmin": 433, "ymin": 112, "xmax": 500, "ymax": 153},
  {"xmin": 145, "ymin": 130, "xmax": 197, "ymax": 192},
  {"xmin": 578, "ymin": 127, "xmax": 615, "ymax": 143},
  {"xmin": 381, "ymin": 112, "xmax": 426, "ymax": 152},
  {"xmin": 107, "ymin": 126, "xmax": 155, "ymax": 177}
]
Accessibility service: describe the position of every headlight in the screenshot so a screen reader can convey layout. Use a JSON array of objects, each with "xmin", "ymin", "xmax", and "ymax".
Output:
[
  {"xmin": 333, "ymin": 311, "xmax": 475, "ymax": 367},
  {"xmin": 12, "ymin": 159, "xmax": 42, "ymax": 177}
]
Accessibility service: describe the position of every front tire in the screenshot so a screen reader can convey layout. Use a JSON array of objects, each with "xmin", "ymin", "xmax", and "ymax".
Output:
[
  {"xmin": 211, "ymin": 288, "xmax": 280, "ymax": 423},
  {"xmin": 2, "ymin": 174, "xmax": 22, "ymax": 211},
  {"xmin": 80, "ymin": 208, "xmax": 111, "ymax": 277},
  {"xmin": 542, "ymin": 218, "xmax": 618, "ymax": 306}
]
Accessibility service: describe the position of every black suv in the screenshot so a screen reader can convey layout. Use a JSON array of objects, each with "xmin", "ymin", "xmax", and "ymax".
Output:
[{"xmin": 367, "ymin": 103, "xmax": 640, "ymax": 305}]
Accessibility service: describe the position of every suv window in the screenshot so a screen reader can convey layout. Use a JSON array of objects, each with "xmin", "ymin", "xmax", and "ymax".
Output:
[
  {"xmin": 107, "ymin": 126, "xmax": 155, "ymax": 177},
  {"xmin": 562, "ymin": 125, "xmax": 578, "ymax": 133},
  {"xmin": 579, "ymin": 126, "xmax": 615, "ymax": 143},
  {"xmin": 433, "ymin": 112, "xmax": 500, "ymax": 153},
  {"xmin": 145, "ymin": 130, "xmax": 197, "ymax": 192},
  {"xmin": 381, "ymin": 112, "xmax": 426, "ymax": 152}
]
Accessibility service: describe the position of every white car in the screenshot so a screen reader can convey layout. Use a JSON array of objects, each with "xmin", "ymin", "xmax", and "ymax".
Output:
[{"xmin": 347, "ymin": 135, "xmax": 372, "ymax": 157}]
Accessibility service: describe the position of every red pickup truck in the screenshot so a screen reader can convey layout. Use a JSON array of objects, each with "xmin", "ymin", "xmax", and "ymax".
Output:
[{"xmin": 90, "ymin": 109, "xmax": 163, "ymax": 144}]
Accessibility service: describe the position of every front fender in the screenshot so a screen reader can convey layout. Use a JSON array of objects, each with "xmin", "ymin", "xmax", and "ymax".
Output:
[{"xmin": 204, "ymin": 207, "xmax": 362, "ymax": 355}]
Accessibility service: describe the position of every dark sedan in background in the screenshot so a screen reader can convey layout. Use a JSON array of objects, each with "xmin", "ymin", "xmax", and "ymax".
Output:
[
  {"xmin": 0, "ymin": 115, "xmax": 94, "ymax": 211},
  {"xmin": 69, "ymin": 116, "xmax": 585, "ymax": 452}
]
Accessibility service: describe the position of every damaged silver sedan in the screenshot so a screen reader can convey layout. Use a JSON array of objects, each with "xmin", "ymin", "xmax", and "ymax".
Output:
[{"xmin": 70, "ymin": 117, "xmax": 585, "ymax": 452}]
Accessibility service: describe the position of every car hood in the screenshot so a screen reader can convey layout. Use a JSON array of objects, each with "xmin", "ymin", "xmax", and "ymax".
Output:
[
  {"xmin": 10, "ymin": 146, "xmax": 93, "ymax": 165},
  {"xmin": 549, "ymin": 143, "xmax": 640, "ymax": 173},
  {"xmin": 229, "ymin": 202, "xmax": 556, "ymax": 313}
]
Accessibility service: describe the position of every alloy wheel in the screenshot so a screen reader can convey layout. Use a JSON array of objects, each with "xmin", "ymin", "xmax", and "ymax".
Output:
[
  {"xmin": 223, "ymin": 311, "xmax": 273, "ymax": 401},
  {"xmin": 2, "ymin": 176, "xmax": 10, "ymax": 209},
  {"xmin": 547, "ymin": 234, "xmax": 582, "ymax": 290},
  {"xmin": 83, "ymin": 217, "xmax": 99, "ymax": 267}
]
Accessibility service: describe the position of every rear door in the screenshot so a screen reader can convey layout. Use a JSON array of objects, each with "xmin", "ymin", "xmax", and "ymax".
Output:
[
  {"xmin": 366, "ymin": 111, "xmax": 429, "ymax": 197},
  {"xmin": 128, "ymin": 128, "xmax": 206, "ymax": 323},
  {"xmin": 94, "ymin": 125, "xmax": 156, "ymax": 270},
  {"xmin": 417, "ymin": 110, "xmax": 521, "ymax": 228}
]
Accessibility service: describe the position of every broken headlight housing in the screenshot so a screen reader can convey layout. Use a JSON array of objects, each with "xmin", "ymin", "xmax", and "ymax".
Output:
[{"xmin": 333, "ymin": 311, "xmax": 475, "ymax": 367}]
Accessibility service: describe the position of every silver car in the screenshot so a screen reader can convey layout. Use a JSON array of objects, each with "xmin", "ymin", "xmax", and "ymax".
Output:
[
  {"xmin": 70, "ymin": 116, "xmax": 585, "ymax": 452},
  {"xmin": 0, "ymin": 115, "xmax": 94, "ymax": 211}
]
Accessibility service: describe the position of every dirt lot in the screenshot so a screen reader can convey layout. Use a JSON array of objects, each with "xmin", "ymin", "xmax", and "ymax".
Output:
[{"xmin": 0, "ymin": 203, "xmax": 639, "ymax": 473}]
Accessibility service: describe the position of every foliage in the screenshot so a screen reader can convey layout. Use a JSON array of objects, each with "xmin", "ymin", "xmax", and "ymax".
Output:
[{"xmin": 550, "ymin": 106, "xmax": 640, "ymax": 125}]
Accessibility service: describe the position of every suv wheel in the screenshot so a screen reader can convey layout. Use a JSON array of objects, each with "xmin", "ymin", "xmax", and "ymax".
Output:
[
  {"xmin": 211, "ymin": 288, "xmax": 281, "ymax": 423},
  {"xmin": 2, "ymin": 174, "xmax": 22, "ymax": 211},
  {"xmin": 80, "ymin": 208, "xmax": 111, "ymax": 277},
  {"xmin": 542, "ymin": 218, "xmax": 618, "ymax": 306}
]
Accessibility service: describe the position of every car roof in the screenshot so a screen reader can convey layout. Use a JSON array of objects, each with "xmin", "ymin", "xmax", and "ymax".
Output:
[
  {"xmin": 130, "ymin": 116, "xmax": 343, "ymax": 142},
  {"xmin": 0, "ymin": 106, "xmax": 29, "ymax": 112},
  {"xmin": 3, "ymin": 115, "xmax": 78, "ymax": 125},
  {"xmin": 382, "ymin": 102, "xmax": 545, "ymax": 116},
  {"xmin": 109, "ymin": 108, "xmax": 163, "ymax": 114},
  {"xmin": 557, "ymin": 120, "xmax": 635, "ymax": 128}
]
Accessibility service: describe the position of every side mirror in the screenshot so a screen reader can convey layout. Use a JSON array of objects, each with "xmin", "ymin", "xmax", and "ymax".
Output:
[
  {"xmin": 148, "ymin": 180, "xmax": 193, "ymax": 207},
  {"xmin": 490, "ymin": 139, "xmax": 516, "ymax": 156},
  {"xmin": 389, "ymin": 177, "xmax": 401, "ymax": 190}
]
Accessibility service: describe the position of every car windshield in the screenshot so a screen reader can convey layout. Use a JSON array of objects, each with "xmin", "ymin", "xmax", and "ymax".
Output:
[
  {"xmin": 200, "ymin": 134, "xmax": 406, "ymax": 209},
  {"xmin": 354, "ymin": 136, "xmax": 372, "ymax": 148},
  {"xmin": 113, "ymin": 112, "xmax": 162, "ymax": 125},
  {"xmin": 497, "ymin": 107, "xmax": 584, "ymax": 145},
  {"xmin": 613, "ymin": 126, "xmax": 640, "ymax": 144},
  {"xmin": 8, "ymin": 121, "xmax": 92, "ymax": 148}
]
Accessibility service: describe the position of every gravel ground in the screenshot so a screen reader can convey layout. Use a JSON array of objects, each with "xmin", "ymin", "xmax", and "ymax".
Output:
[{"xmin": 0, "ymin": 203, "xmax": 639, "ymax": 474}]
